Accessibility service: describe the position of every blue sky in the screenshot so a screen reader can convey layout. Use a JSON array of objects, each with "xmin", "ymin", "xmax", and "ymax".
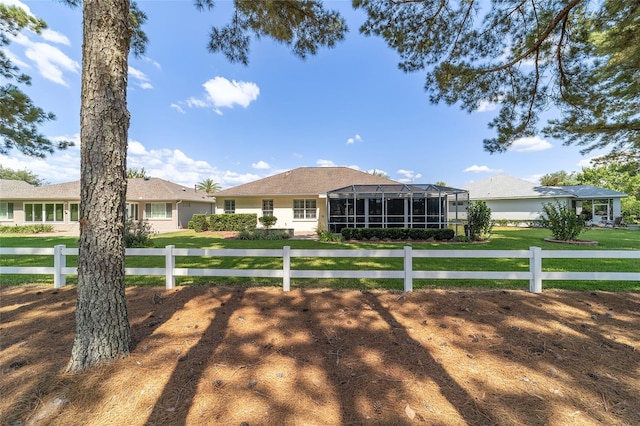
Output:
[{"xmin": 1, "ymin": 0, "xmax": 602, "ymax": 189}]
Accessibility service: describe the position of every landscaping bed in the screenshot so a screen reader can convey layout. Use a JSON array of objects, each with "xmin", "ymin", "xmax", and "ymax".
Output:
[{"xmin": 2, "ymin": 285, "xmax": 639, "ymax": 425}]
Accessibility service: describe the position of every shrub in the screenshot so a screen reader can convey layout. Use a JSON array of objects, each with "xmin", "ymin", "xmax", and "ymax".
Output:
[
  {"xmin": 540, "ymin": 201, "xmax": 585, "ymax": 241},
  {"xmin": 340, "ymin": 227, "xmax": 454, "ymax": 241},
  {"xmin": 467, "ymin": 201, "xmax": 493, "ymax": 241},
  {"xmin": 237, "ymin": 229, "xmax": 290, "ymax": 240},
  {"xmin": 210, "ymin": 214, "xmax": 257, "ymax": 231},
  {"xmin": 318, "ymin": 231, "xmax": 343, "ymax": 242},
  {"xmin": 258, "ymin": 215, "xmax": 277, "ymax": 229},
  {"xmin": 125, "ymin": 219, "xmax": 155, "ymax": 248},
  {"xmin": 189, "ymin": 214, "xmax": 209, "ymax": 232},
  {"xmin": 0, "ymin": 224, "xmax": 54, "ymax": 234}
]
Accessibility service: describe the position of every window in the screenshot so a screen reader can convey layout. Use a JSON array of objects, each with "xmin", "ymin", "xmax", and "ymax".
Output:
[
  {"xmin": 293, "ymin": 199, "xmax": 316, "ymax": 219},
  {"xmin": 24, "ymin": 203, "xmax": 64, "ymax": 222},
  {"xmin": 126, "ymin": 203, "xmax": 139, "ymax": 220},
  {"xmin": 224, "ymin": 200, "xmax": 235, "ymax": 214},
  {"xmin": 262, "ymin": 199, "xmax": 273, "ymax": 216},
  {"xmin": 145, "ymin": 202, "xmax": 172, "ymax": 219},
  {"xmin": 70, "ymin": 204, "xmax": 79, "ymax": 222},
  {"xmin": 0, "ymin": 202, "xmax": 13, "ymax": 220}
]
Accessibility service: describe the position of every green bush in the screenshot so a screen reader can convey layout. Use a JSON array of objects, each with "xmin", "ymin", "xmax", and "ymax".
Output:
[
  {"xmin": 125, "ymin": 219, "xmax": 155, "ymax": 248},
  {"xmin": 318, "ymin": 231, "xmax": 343, "ymax": 242},
  {"xmin": 189, "ymin": 214, "xmax": 209, "ymax": 232},
  {"xmin": 467, "ymin": 201, "xmax": 493, "ymax": 241},
  {"xmin": 236, "ymin": 229, "xmax": 290, "ymax": 240},
  {"xmin": 0, "ymin": 224, "xmax": 54, "ymax": 234},
  {"xmin": 258, "ymin": 215, "xmax": 278, "ymax": 229},
  {"xmin": 540, "ymin": 201, "xmax": 585, "ymax": 241},
  {"xmin": 340, "ymin": 227, "xmax": 454, "ymax": 241},
  {"xmin": 210, "ymin": 214, "xmax": 257, "ymax": 231}
]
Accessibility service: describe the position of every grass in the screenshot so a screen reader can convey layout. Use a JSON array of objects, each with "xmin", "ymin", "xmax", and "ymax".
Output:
[{"xmin": 1, "ymin": 227, "xmax": 638, "ymax": 290}]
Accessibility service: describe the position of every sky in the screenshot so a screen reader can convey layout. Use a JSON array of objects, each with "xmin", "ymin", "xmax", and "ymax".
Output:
[{"xmin": 1, "ymin": 0, "xmax": 605, "ymax": 190}]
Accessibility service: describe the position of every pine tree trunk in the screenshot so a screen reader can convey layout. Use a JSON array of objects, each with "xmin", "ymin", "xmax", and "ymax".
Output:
[{"xmin": 67, "ymin": 0, "xmax": 132, "ymax": 373}]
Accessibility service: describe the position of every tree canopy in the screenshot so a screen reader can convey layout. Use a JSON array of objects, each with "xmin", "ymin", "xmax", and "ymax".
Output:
[
  {"xmin": 539, "ymin": 171, "xmax": 577, "ymax": 187},
  {"xmin": 0, "ymin": 4, "xmax": 72, "ymax": 157},
  {"xmin": 353, "ymin": 0, "xmax": 640, "ymax": 155},
  {"xmin": 0, "ymin": 165, "xmax": 46, "ymax": 186}
]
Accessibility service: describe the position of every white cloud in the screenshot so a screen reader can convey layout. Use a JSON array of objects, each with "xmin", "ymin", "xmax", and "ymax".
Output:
[
  {"xmin": 0, "ymin": 133, "xmax": 81, "ymax": 183},
  {"xmin": 396, "ymin": 169, "xmax": 422, "ymax": 183},
  {"xmin": 252, "ymin": 161, "xmax": 270, "ymax": 170},
  {"xmin": 508, "ymin": 136, "xmax": 553, "ymax": 152},
  {"xmin": 577, "ymin": 157, "xmax": 596, "ymax": 168},
  {"xmin": 170, "ymin": 103, "xmax": 185, "ymax": 114},
  {"xmin": 346, "ymin": 134, "xmax": 363, "ymax": 144},
  {"xmin": 186, "ymin": 98, "xmax": 208, "ymax": 108},
  {"xmin": 464, "ymin": 165, "xmax": 500, "ymax": 173},
  {"xmin": 315, "ymin": 159, "xmax": 361, "ymax": 170},
  {"xmin": 177, "ymin": 76, "xmax": 260, "ymax": 115},
  {"xmin": 10, "ymin": 32, "xmax": 79, "ymax": 86},
  {"xmin": 128, "ymin": 66, "xmax": 153, "ymax": 90},
  {"xmin": 477, "ymin": 100, "xmax": 498, "ymax": 112},
  {"xmin": 142, "ymin": 56, "xmax": 161, "ymax": 69},
  {"xmin": 317, "ymin": 159, "xmax": 336, "ymax": 167},
  {"xmin": 41, "ymin": 29, "xmax": 70, "ymax": 46},
  {"xmin": 0, "ymin": 137, "xmax": 270, "ymax": 190}
]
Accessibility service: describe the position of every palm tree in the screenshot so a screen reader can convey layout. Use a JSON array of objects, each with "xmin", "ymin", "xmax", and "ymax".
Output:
[{"xmin": 196, "ymin": 178, "xmax": 220, "ymax": 194}]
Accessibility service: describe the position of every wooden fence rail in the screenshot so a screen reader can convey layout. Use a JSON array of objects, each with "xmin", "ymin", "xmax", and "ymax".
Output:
[{"xmin": 1, "ymin": 245, "xmax": 638, "ymax": 293}]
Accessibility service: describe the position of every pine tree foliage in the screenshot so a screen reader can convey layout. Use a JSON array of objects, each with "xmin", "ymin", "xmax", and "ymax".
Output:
[
  {"xmin": 0, "ymin": 4, "xmax": 72, "ymax": 157},
  {"xmin": 354, "ymin": 0, "xmax": 640, "ymax": 154}
]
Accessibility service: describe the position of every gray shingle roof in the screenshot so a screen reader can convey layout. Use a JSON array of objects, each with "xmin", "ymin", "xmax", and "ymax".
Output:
[
  {"xmin": 214, "ymin": 167, "xmax": 401, "ymax": 197},
  {"xmin": 0, "ymin": 178, "xmax": 214, "ymax": 202},
  {"xmin": 466, "ymin": 174, "xmax": 626, "ymax": 200}
]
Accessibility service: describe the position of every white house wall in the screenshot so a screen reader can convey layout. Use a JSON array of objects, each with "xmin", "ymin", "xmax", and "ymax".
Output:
[
  {"xmin": 463, "ymin": 197, "xmax": 570, "ymax": 221},
  {"xmin": 215, "ymin": 196, "xmax": 325, "ymax": 234}
]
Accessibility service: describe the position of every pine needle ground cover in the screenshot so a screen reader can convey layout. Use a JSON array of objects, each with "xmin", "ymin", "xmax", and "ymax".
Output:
[{"xmin": 1, "ymin": 285, "xmax": 639, "ymax": 425}]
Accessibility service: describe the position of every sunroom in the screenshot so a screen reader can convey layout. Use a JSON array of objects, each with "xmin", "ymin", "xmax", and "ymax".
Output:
[{"xmin": 326, "ymin": 184, "xmax": 469, "ymax": 233}]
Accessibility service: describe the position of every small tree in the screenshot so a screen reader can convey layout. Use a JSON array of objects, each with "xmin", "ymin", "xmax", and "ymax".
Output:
[
  {"xmin": 467, "ymin": 201, "xmax": 493, "ymax": 241},
  {"xmin": 258, "ymin": 215, "xmax": 277, "ymax": 229},
  {"xmin": 540, "ymin": 201, "xmax": 585, "ymax": 241}
]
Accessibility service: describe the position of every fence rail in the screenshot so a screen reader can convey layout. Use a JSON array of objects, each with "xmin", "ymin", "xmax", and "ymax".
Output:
[{"xmin": 1, "ymin": 245, "xmax": 638, "ymax": 293}]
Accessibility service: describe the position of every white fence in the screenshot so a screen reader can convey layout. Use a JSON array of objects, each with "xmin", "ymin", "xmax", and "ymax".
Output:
[{"xmin": 1, "ymin": 245, "xmax": 639, "ymax": 293}]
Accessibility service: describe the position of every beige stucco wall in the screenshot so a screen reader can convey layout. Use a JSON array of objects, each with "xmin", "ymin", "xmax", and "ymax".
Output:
[{"xmin": 215, "ymin": 196, "xmax": 326, "ymax": 234}]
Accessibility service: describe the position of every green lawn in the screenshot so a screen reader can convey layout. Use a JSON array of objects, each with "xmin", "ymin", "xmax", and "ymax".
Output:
[{"xmin": 1, "ymin": 227, "xmax": 638, "ymax": 291}]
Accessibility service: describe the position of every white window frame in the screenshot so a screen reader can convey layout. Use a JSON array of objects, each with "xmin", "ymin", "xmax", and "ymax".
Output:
[
  {"xmin": 145, "ymin": 202, "xmax": 172, "ymax": 220},
  {"xmin": 24, "ymin": 202, "xmax": 65, "ymax": 223},
  {"xmin": 262, "ymin": 199, "xmax": 274, "ymax": 217},
  {"xmin": 70, "ymin": 203, "xmax": 79, "ymax": 222},
  {"xmin": 293, "ymin": 199, "xmax": 317, "ymax": 220},
  {"xmin": 126, "ymin": 203, "xmax": 139, "ymax": 220},
  {"xmin": 224, "ymin": 200, "xmax": 235, "ymax": 214},
  {"xmin": 0, "ymin": 202, "xmax": 14, "ymax": 220}
]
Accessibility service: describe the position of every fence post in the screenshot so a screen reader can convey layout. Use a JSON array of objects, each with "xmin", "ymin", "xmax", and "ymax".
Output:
[
  {"xmin": 529, "ymin": 246, "xmax": 542, "ymax": 293},
  {"xmin": 283, "ymin": 246, "xmax": 291, "ymax": 292},
  {"xmin": 404, "ymin": 246, "xmax": 413, "ymax": 292},
  {"xmin": 165, "ymin": 245, "xmax": 175, "ymax": 289},
  {"xmin": 53, "ymin": 244, "xmax": 66, "ymax": 289}
]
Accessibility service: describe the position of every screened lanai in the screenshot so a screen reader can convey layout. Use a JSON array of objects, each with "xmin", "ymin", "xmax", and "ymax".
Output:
[{"xmin": 326, "ymin": 184, "xmax": 469, "ymax": 233}]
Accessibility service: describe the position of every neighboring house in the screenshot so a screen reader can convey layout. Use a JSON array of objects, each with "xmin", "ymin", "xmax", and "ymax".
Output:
[
  {"xmin": 0, "ymin": 177, "xmax": 215, "ymax": 233},
  {"xmin": 213, "ymin": 167, "xmax": 469, "ymax": 234},
  {"xmin": 465, "ymin": 174, "xmax": 627, "ymax": 225}
]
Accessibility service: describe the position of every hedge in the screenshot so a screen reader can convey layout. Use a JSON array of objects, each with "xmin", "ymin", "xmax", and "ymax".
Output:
[
  {"xmin": 340, "ymin": 227, "xmax": 454, "ymax": 241},
  {"xmin": 209, "ymin": 213, "xmax": 257, "ymax": 231}
]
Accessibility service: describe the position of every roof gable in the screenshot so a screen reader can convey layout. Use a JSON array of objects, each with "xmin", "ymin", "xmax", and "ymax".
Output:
[{"xmin": 214, "ymin": 167, "xmax": 401, "ymax": 197}]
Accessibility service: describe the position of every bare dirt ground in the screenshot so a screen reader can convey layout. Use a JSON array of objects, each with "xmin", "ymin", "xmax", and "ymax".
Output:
[{"xmin": 1, "ymin": 285, "xmax": 639, "ymax": 426}]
